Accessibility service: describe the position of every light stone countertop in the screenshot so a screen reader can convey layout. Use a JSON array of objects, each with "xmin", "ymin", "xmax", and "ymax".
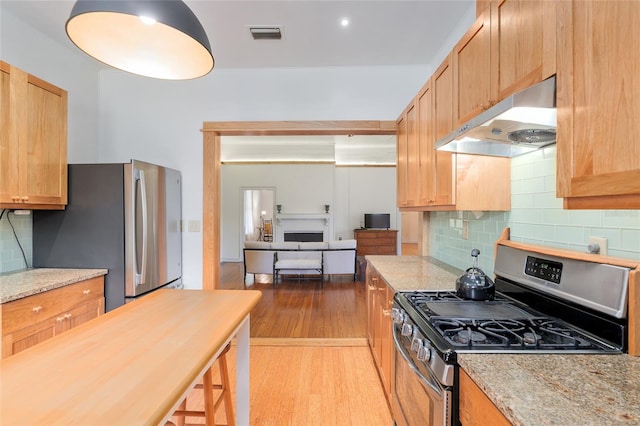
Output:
[
  {"xmin": 365, "ymin": 255, "xmax": 462, "ymax": 291},
  {"xmin": 0, "ymin": 268, "xmax": 108, "ymax": 304},
  {"xmin": 458, "ymin": 353, "xmax": 640, "ymax": 425},
  {"xmin": 366, "ymin": 255, "xmax": 640, "ymax": 425}
]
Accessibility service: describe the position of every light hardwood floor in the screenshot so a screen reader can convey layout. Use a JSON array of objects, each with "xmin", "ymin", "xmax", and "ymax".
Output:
[
  {"xmin": 171, "ymin": 263, "xmax": 393, "ymax": 425},
  {"xmin": 170, "ymin": 344, "xmax": 393, "ymax": 425},
  {"xmin": 220, "ymin": 262, "xmax": 367, "ymax": 339}
]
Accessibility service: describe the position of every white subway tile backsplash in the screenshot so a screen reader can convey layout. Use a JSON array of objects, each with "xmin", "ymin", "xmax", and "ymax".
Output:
[
  {"xmin": 621, "ymin": 229, "xmax": 640, "ymax": 251},
  {"xmin": 430, "ymin": 148, "xmax": 640, "ymax": 267}
]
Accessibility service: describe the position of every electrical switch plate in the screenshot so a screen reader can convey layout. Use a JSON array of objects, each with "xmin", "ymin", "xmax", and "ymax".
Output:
[
  {"xmin": 188, "ymin": 220, "xmax": 201, "ymax": 233},
  {"xmin": 588, "ymin": 236, "xmax": 607, "ymax": 255}
]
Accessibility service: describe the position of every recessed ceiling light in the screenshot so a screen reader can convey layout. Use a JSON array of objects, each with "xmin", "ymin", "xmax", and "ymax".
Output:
[{"xmin": 340, "ymin": 18, "xmax": 350, "ymax": 27}]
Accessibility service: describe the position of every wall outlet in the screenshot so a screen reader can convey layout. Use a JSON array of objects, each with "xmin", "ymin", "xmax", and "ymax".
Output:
[{"xmin": 588, "ymin": 236, "xmax": 607, "ymax": 255}]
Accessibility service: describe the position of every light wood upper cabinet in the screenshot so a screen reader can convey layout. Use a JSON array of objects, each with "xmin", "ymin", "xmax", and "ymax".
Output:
[
  {"xmin": 417, "ymin": 80, "xmax": 435, "ymax": 206},
  {"xmin": 491, "ymin": 0, "xmax": 556, "ymax": 101},
  {"xmin": 0, "ymin": 61, "xmax": 67, "ymax": 210},
  {"xmin": 432, "ymin": 56, "xmax": 456, "ymax": 207},
  {"xmin": 396, "ymin": 54, "xmax": 510, "ymax": 212},
  {"xmin": 453, "ymin": 9, "xmax": 494, "ymax": 126},
  {"xmin": 396, "ymin": 112, "xmax": 408, "ymax": 207},
  {"xmin": 556, "ymin": 1, "xmax": 640, "ymax": 209}
]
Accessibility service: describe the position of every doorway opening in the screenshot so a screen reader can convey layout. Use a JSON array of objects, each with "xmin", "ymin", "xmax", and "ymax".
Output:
[{"xmin": 242, "ymin": 188, "xmax": 275, "ymax": 243}]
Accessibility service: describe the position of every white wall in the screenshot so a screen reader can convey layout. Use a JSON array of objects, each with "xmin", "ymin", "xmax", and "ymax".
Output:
[
  {"xmin": 221, "ymin": 164, "xmax": 398, "ymax": 262},
  {"xmin": 98, "ymin": 67, "xmax": 422, "ymax": 287}
]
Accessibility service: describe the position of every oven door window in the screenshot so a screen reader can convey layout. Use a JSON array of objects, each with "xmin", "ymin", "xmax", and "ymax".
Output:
[{"xmin": 393, "ymin": 334, "xmax": 451, "ymax": 426}]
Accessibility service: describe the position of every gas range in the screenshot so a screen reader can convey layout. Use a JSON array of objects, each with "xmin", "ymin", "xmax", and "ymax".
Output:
[
  {"xmin": 390, "ymin": 243, "xmax": 630, "ymax": 426},
  {"xmin": 395, "ymin": 289, "xmax": 623, "ymax": 358}
]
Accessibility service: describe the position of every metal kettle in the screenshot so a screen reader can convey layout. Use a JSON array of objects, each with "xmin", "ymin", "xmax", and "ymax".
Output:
[{"xmin": 455, "ymin": 249, "xmax": 495, "ymax": 301}]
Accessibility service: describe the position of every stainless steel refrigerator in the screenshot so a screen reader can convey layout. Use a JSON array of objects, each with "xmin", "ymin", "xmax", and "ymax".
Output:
[{"xmin": 33, "ymin": 160, "xmax": 182, "ymax": 312}]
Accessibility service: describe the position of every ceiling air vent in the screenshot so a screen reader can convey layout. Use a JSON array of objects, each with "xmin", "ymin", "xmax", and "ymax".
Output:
[{"xmin": 249, "ymin": 27, "xmax": 282, "ymax": 40}]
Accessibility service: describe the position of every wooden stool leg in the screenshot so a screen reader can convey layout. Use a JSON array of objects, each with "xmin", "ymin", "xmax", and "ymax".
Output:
[
  {"xmin": 176, "ymin": 399, "xmax": 186, "ymax": 426},
  {"xmin": 219, "ymin": 350, "xmax": 235, "ymax": 426},
  {"xmin": 203, "ymin": 367, "xmax": 215, "ymax": 426},
  {"xmin": 171, "ymin": 344, "xmax": 234, "ymax": 426}
]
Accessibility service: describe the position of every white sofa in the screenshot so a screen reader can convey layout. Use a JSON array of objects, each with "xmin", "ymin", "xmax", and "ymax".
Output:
[{"xmin": 242, "ymin": 240, "xmax": 357, "ymax": 287}]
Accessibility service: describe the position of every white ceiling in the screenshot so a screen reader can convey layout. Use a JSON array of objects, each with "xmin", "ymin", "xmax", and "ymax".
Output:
[{"xmin": 2, "ymin": 0, "xmax": 475, "ymax": 69}]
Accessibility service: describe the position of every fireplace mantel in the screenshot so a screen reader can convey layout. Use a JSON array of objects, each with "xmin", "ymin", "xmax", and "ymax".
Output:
[
  {"xmin": 275, "ymin": 213, "xmax": 330, "ymax": 226},
  {"xmin": 275, "ymin": 213, "xmax": 332, "ymax": 242}
]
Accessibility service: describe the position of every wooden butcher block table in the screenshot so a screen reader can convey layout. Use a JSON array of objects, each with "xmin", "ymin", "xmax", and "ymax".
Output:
[{"xmin": 0, "ymin": 289, "xmax": 261, "ymax": 426}]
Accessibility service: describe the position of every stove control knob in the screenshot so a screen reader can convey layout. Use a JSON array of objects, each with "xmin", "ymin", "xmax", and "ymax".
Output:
[
  {"xmin": 417, "ymin": 345, "xmax": 432, "ymax": 362},
  {"xmin": 391, "ymin": 308, "xmax": 404, "ymax": 324},
  {"xmin": 411, "ymin": 337, "xmax": 423, "ymax": 352},
  {"xmin": 401, "ymin": 323, "xmax": 413, "ymax": 337}
]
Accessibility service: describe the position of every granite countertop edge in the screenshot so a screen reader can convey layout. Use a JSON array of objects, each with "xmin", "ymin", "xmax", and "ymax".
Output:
[
  {"xmin": 364, "ymin": 255, "xmax": 640, "ymax": 426},
  {"xmin": 0, "ymin": 268, "xmax": 108, "ymax": 304}
]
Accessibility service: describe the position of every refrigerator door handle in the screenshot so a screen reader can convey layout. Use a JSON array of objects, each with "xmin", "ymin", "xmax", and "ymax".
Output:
[{"xmin": 135, "ymin": 170, "xmax": 148, "ymax": 286}]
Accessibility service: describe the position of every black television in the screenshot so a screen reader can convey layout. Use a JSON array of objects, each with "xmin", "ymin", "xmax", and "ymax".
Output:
[{"xmin": 364, "ymin": 213, "xmax": 390, "ymax": 230}]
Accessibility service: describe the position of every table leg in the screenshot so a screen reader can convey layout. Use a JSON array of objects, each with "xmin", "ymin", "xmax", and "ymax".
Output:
[{"xmin": 236, "ymin": 316, "xmax": 250, "ymax": 426}]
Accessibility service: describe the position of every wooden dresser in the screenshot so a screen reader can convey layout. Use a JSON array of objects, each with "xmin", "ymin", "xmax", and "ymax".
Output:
[{"xmin": 354, "ymin": 229, "xmax": 398, "ymax": 256}]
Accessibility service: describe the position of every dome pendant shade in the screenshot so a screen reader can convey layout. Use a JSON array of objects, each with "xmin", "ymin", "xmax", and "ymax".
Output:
[{"xmin": 66, "ymin": 0, "xmax": 214, "ymax": 80}]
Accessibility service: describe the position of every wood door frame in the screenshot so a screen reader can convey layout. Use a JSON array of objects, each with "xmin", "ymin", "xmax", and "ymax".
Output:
[{"xmin": 201, "ymin": 120, "xmax": 396, "ymax": 289}]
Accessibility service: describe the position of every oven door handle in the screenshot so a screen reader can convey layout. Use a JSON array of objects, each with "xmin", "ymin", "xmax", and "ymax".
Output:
[{"xmin": 393, "ymin": 326, "xmax": 445, "ymax": 401}]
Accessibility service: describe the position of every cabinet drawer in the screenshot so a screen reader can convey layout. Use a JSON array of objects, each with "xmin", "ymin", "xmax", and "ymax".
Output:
[
  {"xmin": 62, "ymin": 277, "xmax": 104, "ymax": 309},
  {"xmin": 1, "ymin": 289, "xmax": 64, "ymax": 335},
  {"xmin": 358, "ymin": 237, "xmax": 397, "ymax": 246}
]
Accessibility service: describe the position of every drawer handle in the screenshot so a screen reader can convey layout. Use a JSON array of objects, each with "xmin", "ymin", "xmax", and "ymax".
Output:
[
  {"xmin": 83, "ymin": 289, "xmax": 91, "ymax": 295},
  {"xmin": 65, "ymin": 313, "xmax": 72, "ymax": 319},
  {"xmin": 32, "ymin": 306, "xmax": 42, "ymax": 313},
  {"xmin": 56, "ymin": 316, "xmax": 65, "ymax": 322},
  {"xmin": 21, "ymin": 196, "xmax": 29, "ymax": 201}
]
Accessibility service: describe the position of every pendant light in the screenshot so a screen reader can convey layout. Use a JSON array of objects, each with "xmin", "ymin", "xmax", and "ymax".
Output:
[{"xmin": 66, "ymin": 0, "xmax": 214, "ymax": 80}]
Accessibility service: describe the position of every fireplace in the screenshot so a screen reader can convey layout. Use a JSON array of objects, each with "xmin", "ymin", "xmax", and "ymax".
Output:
[
  {"xmin": 284, "ymin": 232, "xmax": 324, "ymax": 242},
  {"xmin": 275, "ymin": 213, "xmax": 331, "ymax": 242}
]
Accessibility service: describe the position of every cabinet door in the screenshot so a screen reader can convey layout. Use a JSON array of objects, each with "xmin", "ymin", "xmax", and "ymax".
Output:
[
  {"xmin": 453, "ymin": 9, "xmax": 493, "ymax": 126},
  {"xmin": 380, "ymin": 284, "xmax": 394, "ymax": 398},
  {"xmin": 23, "ymin": 74, "xmax": 68, "ymax": 206},
  {"xmin": 396, "ymin": 113, "xmax": 408, "ymax": 207},
  {"xmin": 0, "ymin": 62, "xmax": 67, "ymax": 209},
  {"xmin": 1, "ymin": 317, "xmax": 57, "ymax": 358},
  {"xmin": 366, "ymin": 267, "xmax": 377, "ymax": 349},
  {"xmin": 417, "ymin": 80, "xmax": 435, "ymax": 205},
  {"xmin": 57, "ymin": 298, "xmax": 105, "ymax": 333},
  {"xmin": 459, "ymin": 369, "xmax": 511, "ymax": 426},
  {"xmin": 405, "ymin": 102, "xmax": 420, "ymax": 206},
  {"xmin": 0, "ymin": 63, "xmax": 20, "ymax": 204},
  {"xmin": 556, "ymin": 0, "xmax": 640, "ymax": 209},
  {"xmin": 492, "ymin": 0, "xmax": 556, "ymax": 100},
  {"xmin": 432, "ymin": 56, "xmax": 456, "ymax": 206}
]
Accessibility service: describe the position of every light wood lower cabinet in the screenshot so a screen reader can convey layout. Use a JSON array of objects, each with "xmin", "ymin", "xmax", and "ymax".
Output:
[
  {"xmin": 459, "ymin": 369, "xmax": 511, "ymax": 426},
  {"xmin": 366, "ymin": 264, "xmax": 395, "ymax": 404},
  {"xmin": 1, "ymin": 276, "xmax": 104, "ymax": 358}
]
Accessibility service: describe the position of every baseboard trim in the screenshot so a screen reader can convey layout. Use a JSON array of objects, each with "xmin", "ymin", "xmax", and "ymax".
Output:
[{"xmin": 248, "ymin": 337, "xmax": 368, "ymax": 347}]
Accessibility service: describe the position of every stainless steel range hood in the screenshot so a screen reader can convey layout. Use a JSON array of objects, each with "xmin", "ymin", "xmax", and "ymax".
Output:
[{"xmin": 435, "ymin": 76, "xmax": 556, "ymax": 157}]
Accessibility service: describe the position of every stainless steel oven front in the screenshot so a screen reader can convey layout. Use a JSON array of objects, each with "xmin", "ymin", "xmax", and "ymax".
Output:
[{"xmin": 391, "ymin": 306, "xmax": 454, "ymax": 426}]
